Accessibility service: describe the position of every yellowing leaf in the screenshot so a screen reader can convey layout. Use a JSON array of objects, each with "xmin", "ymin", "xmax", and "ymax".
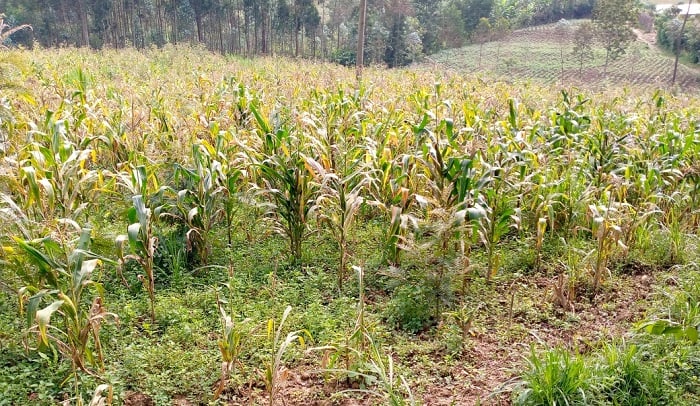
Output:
[{"xmin": 36, "ymin": 300, "xmax": 64, "ymax": 346}]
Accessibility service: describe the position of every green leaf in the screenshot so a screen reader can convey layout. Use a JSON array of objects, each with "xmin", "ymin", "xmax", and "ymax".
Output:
[
  {"xmin": 643, "ymin": 320, "xmax": 669, "ymax": 335},
  {"xmin": 250, "ymin": 103, "xmax": 271, "ymax": 135},
  {"xmin": 13, "ymin": 237, "xmax": 60, "ymax": 286},
  {"xmin": 26, "ymin": 290, "xmax": 56, "ymax": 327},
  {"xmin": 75, "ymin": 259, "xmax": 100, "ymax": 290},
  {"xmin": 126, "ymin": 206, "xmax": 137, "ymax": 225}
]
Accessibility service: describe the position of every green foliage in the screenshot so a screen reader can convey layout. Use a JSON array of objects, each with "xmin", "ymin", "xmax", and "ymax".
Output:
[
  {"xmin": 656, "ymin": 8, "xmax": 700, "ymax": 64},
  {"xmin": 157, "ymin": 141, "xmax": 229, "ymax": 265},
  {"xmin": 385, "ymin": 284, "xmax": 434, "ymax": 333},
  {"xmin": 597, "ymin": 343, "xmax": 670, "ymax": 405},
  {"xmin": 514, "ymin": 347, "xmax": 592, "ymax": 405},
  {"xmin": 0, "ymin": 13, "xmax": 31, "ymax": 48},
  {"xmin": 252, "ymin": 121, "xmax": 320, "ymax": 264},
  {"xmin": 214, "ymin": 284, "xmax": 254, "ymax": 400},
  {"xmin": 642, "ymin": 269, "xmax": 700, "ymax": 344},
  {"xmin": 572, "ymin": 21, "xmax": 596, "ymax": 75},
  {"xmin": 152, "ymin": 229, "xmax": 190, "ymax": 287},
  {"xmin": 15, "ymin": 228, "xmax": 117, "ymax": 405},
  {"xmin": 117, "ymin": 194, "xmax": 158, "ymax": 323},
  {"xmin": 263, "ymin": 306, "xmax": 310, "ymax": 406},
  {"xmin": 593, "ymin": 0, "xmax": 638, "ymax": 68},
  {"xmin": 356, "ymin": 336, "xmax": 416, "ymax": 406}
]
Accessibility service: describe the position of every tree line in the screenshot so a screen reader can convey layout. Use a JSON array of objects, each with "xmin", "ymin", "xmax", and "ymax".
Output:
[
  {"xmin": 1, "ymin": 0, "xmax": 595, "ymax": 67},
  {"xmin": 654, "ymin": 4, "xmax": 700, "ymax": 65}
]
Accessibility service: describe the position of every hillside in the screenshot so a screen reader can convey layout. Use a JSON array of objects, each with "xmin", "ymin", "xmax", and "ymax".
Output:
[{"xmin": 422, "ymin": 20, "xmax": 700, "ymax": 90}]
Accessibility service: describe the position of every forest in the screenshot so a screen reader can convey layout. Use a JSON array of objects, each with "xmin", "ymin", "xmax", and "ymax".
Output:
[{"xmin": 2, "ymin": 0, "xmax": 596, "ymax": 65}]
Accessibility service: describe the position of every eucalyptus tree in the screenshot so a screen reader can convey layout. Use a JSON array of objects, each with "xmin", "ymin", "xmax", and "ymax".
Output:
[
  {"xmin": 592, "ymin": 0, "xmax": 637, "ymax": 74},
  {"xmin": 671, "ymin": 0, "xmax": 694, "ymax": 85},
  {"xmin": 572, "ymin": 21, "xmax": 595, "ymax": 76},
  {"xmin": 356, "ymin": 0, "xmax": 367, "ymax": 79}
]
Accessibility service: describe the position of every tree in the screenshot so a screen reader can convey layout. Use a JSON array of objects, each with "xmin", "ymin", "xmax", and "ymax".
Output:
[
  {"xmin": 592, "ymin": 0, "xmax": 637, "ymax": 75},
  {"xmin": 383, "ymin": 0, "xmax": 416, "ymax": 68},
  {"xmin": 188, "ymin": 0, "xmax": 214, "ymax": 44},
  {"xmin": 413, "ymin": 0, "xmax": 441, "ymax": 54},
  {"xmin": 356, "ymin": 0, "xmax": 367, "ymax": 79},
  {"xmin": 572, "ymin": 21, "xmax": 595, "ymax": 77},
  {"xmin": 671, "ymin": 0, "xmax": 693, "ymax": 86},
  {"xmin": 76, "ymin": 0, "xmax": 90, "ymax": 46},
  {"xmin": 492, "ymin": 17, "xmax": 511, "ymax": 63},
  {"xmin": 459, "ymin": 0, "xmax": 495, "ymax": 35},
  {"xmin": 474, "ymin": 17, "xmax": 491, "ymax": 68},
  {"xmin": 555, "ymin": 19, "xmax": 573, "ymax": 86}
]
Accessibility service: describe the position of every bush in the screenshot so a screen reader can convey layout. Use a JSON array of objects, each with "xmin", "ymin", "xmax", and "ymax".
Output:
[{"xmin": 384, "ymin": 284, "xmax": 434, "ymax": 334}]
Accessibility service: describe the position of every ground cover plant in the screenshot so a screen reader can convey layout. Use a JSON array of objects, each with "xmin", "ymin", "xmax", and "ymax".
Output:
[{"xmin": 0, "ymin": 45, "xmax": 699, "ymax": 405}]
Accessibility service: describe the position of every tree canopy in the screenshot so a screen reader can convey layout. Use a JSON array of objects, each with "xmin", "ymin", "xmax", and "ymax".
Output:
[{"xmin": 1, "ymin": 0, "xmax": 597, "ymax": 67}]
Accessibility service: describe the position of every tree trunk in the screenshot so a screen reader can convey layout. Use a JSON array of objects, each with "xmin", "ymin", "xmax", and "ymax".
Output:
[
  {"xmin": 356, "ymin": 0, "xmax": 367, "ymax": 79},
  {"xmin": 218, "ymin": 11, "xmax": 224, "ymax": 52},
  {"xmin": 195, "ymin": 13, "xmax": 204, "ymax": 43},
  {"xmin": 604, "ymin": 50, "xmax": 609, "ymax": 76},
  {"xmin": 479, "ymin": 43, "xmax": 483, "ymax": 68},
  {"xmin": 321, "ymin": 2, "xmax": 326, "ymax": 59},
  {"xmin": 156, "ymin": 0, "xmax": 165, "ymax": 44},
  {"xmin": 244, "ymin": 8, "xmax": 250, "ymax": 55},
  {"xmin": 671, "ymin": 0, "xmax": 693, "ymax": 86},
  {"xmin": 295, "ymin": 19, "xmax": 300, "ymax": 56},
  {"xmin": 76, "ymin": 0, "xmax": 90, "ymax": 47},
  {"xmin": 172, "ymin": 0, "xmax": 179, "ymax": 45},
  {"xmin": 261, "ymin": 4, "xmax": 268, "ymax": 54},
  {"xmin": 560, "ymin": 47, "xmax": 565, "ymax": 86}
]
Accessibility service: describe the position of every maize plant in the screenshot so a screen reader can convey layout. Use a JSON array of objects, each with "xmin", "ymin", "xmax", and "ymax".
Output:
[
  {"xmin": 158, "ymin": 141, "xmax": 228, "ymax": 265},
  {"xmin": 18, "ymin": 115, "xmax": 102, "ymax": 223},
  {"xmin": 324, "ymin": 266, "xmax": 371, "ymax": 382},
  {"xmin": 214, "ymin": 284, "xmax": 253, "ymax": 400},
  {"xmin": 253, "ymin": 125, "xmax": 319, "ymax": 264},
  {"xmin": 312, "ymin": 136, "xmax": 375, "ymax": 290},
  {"xmin": 263, "ymin": 306, "xmax": 310, "ymax": 406},
  {"xmin": 477, "ymin": 155, "xmax": 522, "ymax": 281},
  {"xmin": 15, "ymin": 228, "xmax": 117, "ymax": 405},
  {"xmin": 117, "ymin": 194, "xmax": 158, "ymax": 322},
  {"xmin": 588, "ymin": 200, "xmax": 625, "ymax": 293}
]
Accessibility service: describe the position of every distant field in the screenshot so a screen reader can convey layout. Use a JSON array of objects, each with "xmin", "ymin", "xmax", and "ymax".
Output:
[
  {"xmin": 422, "ymin": 20, "xmax": 700, "ymax": 91},
  {"xmin": 645, "ymin": 0, "xmax": 694, "ymax": 7}
]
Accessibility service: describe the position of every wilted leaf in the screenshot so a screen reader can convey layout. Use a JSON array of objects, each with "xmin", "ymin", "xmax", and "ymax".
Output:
[{"xmin": 36, "ymin": 300, "xmax": 64, "ymax": 346}]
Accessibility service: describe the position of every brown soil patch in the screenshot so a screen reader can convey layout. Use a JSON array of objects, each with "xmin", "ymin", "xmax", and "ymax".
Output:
[
  {"xmin": 633, "ymin": 28, "xmax": 657, "ymax": 47},
  {"xmin": 123, "ymin": 392, "xmax": 155, "ymax": 406}
]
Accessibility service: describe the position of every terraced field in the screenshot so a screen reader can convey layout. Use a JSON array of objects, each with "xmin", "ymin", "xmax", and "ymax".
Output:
[{"xmin": 424, "ymin": 20, "xmax": 700, "ymax": 91}]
